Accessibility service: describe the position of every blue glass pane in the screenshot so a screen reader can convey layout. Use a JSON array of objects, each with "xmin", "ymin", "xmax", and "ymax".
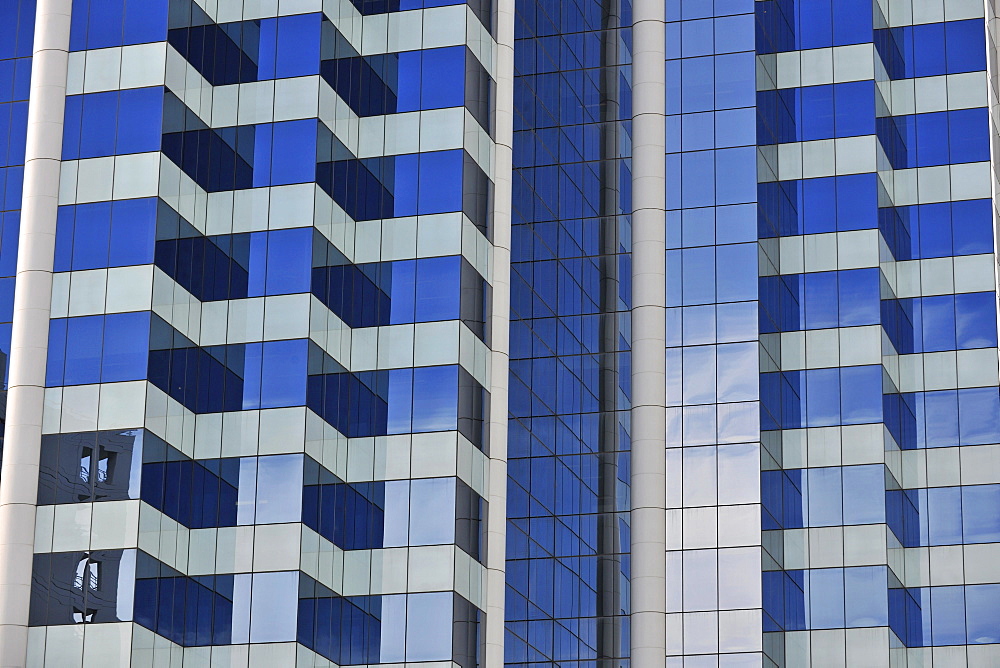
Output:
[
  {"xmin": 45, "ymin": 318, "xmax": 68, "ymax": 387},
  {"xmin": 260, "ymin": 339, "xmax": 307, "ymax": 408},
  {"xmin": 966, "ymin": 585, "xmax": 1000, "ymax": 644},
  {"xmin": 955, "ymin": 292, "xmax": 997, "ymax": 349},
  {"xmin": 254, "ymin": 454, "xmax": 304, "ymax": 524},
  {"xmin": 420, "ymin": 47, "xmax": 465, "ymax": 109},
  {"xmin": 395, "ymin": 51, "xmax": 422, "ymax": 113},
  {"xmin": 927, "ymin": 486, "xmax": 963, "ymax": 546},
  {"xmin": 274, "ymin": 14, "xmax": 321, "ymax": 79},
  {"xmin": 962, "ymin": 485, "xmax": 1000, "ymax": 544},
  {"xmin": 79, "ymin": 92, "xmax": 118, "ymax": 159},
  {"xmin": 264, "ymin": 228, "xmax": 312, "ymax": 295},
  {"xmin": 117, "ymin": 87, "xmax": 164, "ymax": 154},
  {"xmin": 411, "ymin": 365, "xmax": 457, "ymax": 432},
  {"xmin": 64, "ymin": 316, "xmax": 105, "ymax": 385},
  {"xmin": 843, "ymin": 465, "xmax": 884, "ymax": 525},
  {"xmin": 924, "ymin": 390, "xmax": 959, "ymax": 448},
  {"xmin": 102, "ymin": 312, "xmax": 150, "ymax": 382},
  {"xmin": 386, "ymin": 367, "xmax": 414, "ymax": 434},
  {"xmin": 959, "ymin": 387, "xmax": 1000, "ymax": 446},
  {"xmin": 408, "ymin": 477, "xmax": 455, "ymax": 545},
  {"xmin": 414, "ymin": 256, "xmax": 460, "ymax": 322},
  {"xmin": 405, "ymin": 593, "xmax": 453, "ymax": 661},
  {"xmin": 389, "ymin": 260, "xmax": 417, "ymax": 324},
  {"xmin": 808, "ymin": 568, "xmax": 845, "ymax": 628},
  {"xmin": 110, "ymin": 198, "xmax": 157, "ymax": 267},
  {"xmin": 417, "ymin": 151, "xmax": 463, "ymax": 214},
  {"xmin": 930, "ymin": 586, "xmax": 966, "ymax": 646},
  {"xmin": 71, "ymin": 202, "xmax": 112, "ymax": 270},
  {"xmin": 845, "ymin": 566, "xmax": 887, "ymax": 627},
  {"xmin": 268, "ymin": 120, "xmax": 317, "ymax": 186}
]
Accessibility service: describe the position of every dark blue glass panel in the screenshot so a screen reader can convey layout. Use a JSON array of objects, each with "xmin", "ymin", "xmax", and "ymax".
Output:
[
  {"xmin": 256, "ymin": 18, "xmax": 278, "ymax": 80},
  {"xmin": 263, "ymin": 228, "xmax": 312, "ymax": 295},
  {"xmin": 799, "ymin": 85, "xmax": 834, "ymax": 141},
  {"xmin": 832, "ymin": 0, "xmax": 871, "ymax": 47},
  {"xmin": 71, "ymin": 202, "xmax": 112, "ymax": 270},
  {"xmin": 259, "ymin": 339, "xmax": 308, "ymax": 408},
  {"xmin": 417, "ymin": 150, "xmax": 464, "ymax": 214},
  {"xmin": 414, "ymin": 256, "xmax": 461, "ymax": 321},
  {"xmin": 802, "ymin": 177, "xmax": 836, "ymax": 233},
  {"xmin": 70, "ymin": 0, "xmax": 168, "ymax": 51},
  {"xmin": 116, "ymin": 87, "xmax": 164, "ymax": 154},
  {"xmin": 54, "ymin": 206, "xmax": 75, "ymax": 272},
  {"xmin": 123, "ymin": 0, "xmax": 169, "ymax": 46},
  {"xmin": 838, "ymin": 268, "xmax": 879, "ymax": 327},
  {"xmin": 952, "ymin": 199, "xmax": 994, "ymax": 255},
  {"xmin": 420, "ymin": 47, "xmax": 466, "ymax": 110},
  {"xmin": 78, "ymin": 92, "xmax": 118, "ymax": 159},
  {"xmin": 836, "ymin": 174, "xmax": 877, "ymax": 231},
  {"xmin": 389, "ymin": 260, "xmax": 417, "ymax": 325},
  {"xmin": 0, "ymin": 0, "xmax": 35, "ymax": 61},
  {"xmin": 945, "ymin": 20, "xmax": 988, "ymax": 74},
  {"xmin": 876, "ymin": 20, "xmax": 987, "ymax": 79},
  {"xmin": 45, "ymin": 318, "xmax": 67, "ymax": 387},
  {"xmin": 64, "ymin": 316, "xmax": 105, "ymax": 385},
  {"xmin": 274, "ymin": 13, "xmax": 322, "ymax": 79},
  {"xmin": 102, "ymin": 312, "xmax": 150, "ymax": 382},
  {"xmin": 260, "ymin": 120, "xmax": 317, "ymax": 186},
  {"xmin": 109, "ymin": 198, "xmax": 157, "ymax": 267}
]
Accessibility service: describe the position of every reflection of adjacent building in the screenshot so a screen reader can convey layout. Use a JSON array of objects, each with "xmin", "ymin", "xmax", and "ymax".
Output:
[
  {"xmin": 37, "ymin": 430, "xmax": 139, "ymax": 505},
  {"xmin": 26, "ymin": 428, "xmax": 486, "ymax": 661},
  {"xmin": 30, "ymin": 550, "xmax": 133, "ymax": 627},
  {"xmin": 30, "ymin": 430, "xmax": 140, "ymax": 626}
]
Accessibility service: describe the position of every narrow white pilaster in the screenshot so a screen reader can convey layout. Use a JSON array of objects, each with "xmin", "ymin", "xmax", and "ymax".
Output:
[
  {"xmin": 629, "ymin": 0, "xmax": 667, "ymax": 663},
  {"xmin": 0, "ymin": 0, "xmax": 72, "ymax": 664},
  {"xmin": 484, "ymin": 1, "xmax": 516, "ymax": 663}
]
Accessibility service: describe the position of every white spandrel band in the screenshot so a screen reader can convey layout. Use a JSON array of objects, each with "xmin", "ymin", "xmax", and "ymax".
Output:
[
  {"xmin": 629, "ymin": 0, "xmax": 668, "ymax": 663},
  {"xmin": 0, "ymin": 0, "xmax": 72, "ymax": 664}
]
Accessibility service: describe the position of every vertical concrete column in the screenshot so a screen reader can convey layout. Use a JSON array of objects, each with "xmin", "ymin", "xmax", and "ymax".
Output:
[
  {"xmin": 0, "ymin": 0, "xmax": 72, "ymax": 664},
  {"xmin": 630, "ymin": 0, "xmax": 667, "ymax": 663},
  {"xmin": 484, "ymin": 0, "xmax": 516, "ymax": 662}
]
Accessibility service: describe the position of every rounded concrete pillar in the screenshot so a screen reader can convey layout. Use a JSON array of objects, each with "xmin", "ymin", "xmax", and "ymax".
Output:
[
  {"xmin": 629, "ymin": 0, "xmax": 667, "ymax": 664},
  {"xmin": 0, "ymin": 0, "xmax": 72, "ymax": 664}
]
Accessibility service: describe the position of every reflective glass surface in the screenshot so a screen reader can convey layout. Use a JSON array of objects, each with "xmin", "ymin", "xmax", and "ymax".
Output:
[{"xmin": 506, "ymin": 0, "xmax": 633, "ymax": 662}]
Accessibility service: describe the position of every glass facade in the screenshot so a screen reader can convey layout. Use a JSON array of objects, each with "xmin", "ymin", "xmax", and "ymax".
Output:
[
  {"xmin": 0, "ymin": 0, "xmax": 34, "ymax": 443},
  {"xmin": 664, "ymin": 0, "xmax": 763, "ymax": 663},
  {"xmin": 0, "ymin": 0, "xmax": 999, "ymax": 665},
  {"xmin": 506, "ymin": 0, "xmax": 632, "ymax": 662},
  {"xmin": 8, "ymin": 0, "xmax": 501, "ymax": 663},
  {"xmin": 755, "ymin": 0, "xmax": 1000, "ymax": 665}
]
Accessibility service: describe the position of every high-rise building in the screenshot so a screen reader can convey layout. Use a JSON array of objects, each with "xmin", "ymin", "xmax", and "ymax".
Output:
[{"xmin": 1, "ymin": 0, "xmax": 999, "ymax": 665}]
